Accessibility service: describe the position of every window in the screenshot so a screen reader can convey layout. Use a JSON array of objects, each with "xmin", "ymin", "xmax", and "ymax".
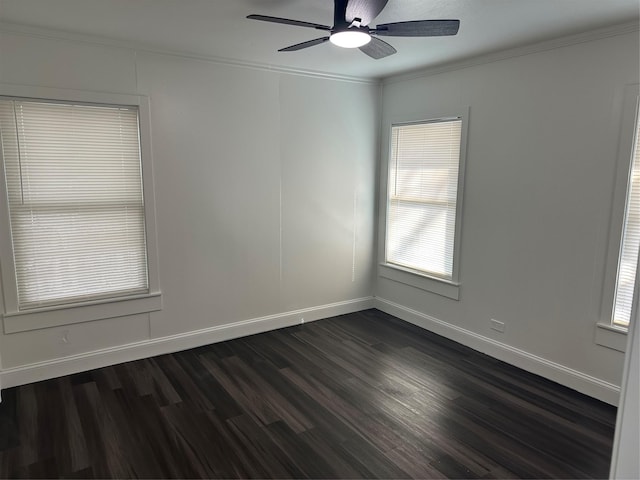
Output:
[
  {"xmin": 0, "ymin": 87, "xmax": 161, "ymax": 333},
  {"xmin": 612, "ymin": 99, "xmax": 640, "ymax": 328},
  {"xmin": 0, "ymin": 98, "xmax": 148, "ymax": 309},
  {"xmin": 382, "ymin": 113, "xmax": 467, "ymax": 297},
  {"xmin": 596, "ymin": 85, "xmax": 638, "ymax": 352}
]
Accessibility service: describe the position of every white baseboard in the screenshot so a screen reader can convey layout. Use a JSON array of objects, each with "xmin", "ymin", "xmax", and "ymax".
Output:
[
  {"xmin": 1, "ymin": 296, "xmax": 621, "ymax": 407},
  {"xmin": 375, "ymin": 297, "xmax": 621, "ymax": 406},
  {"xmin": 0, "ymin": 297, "xmax": 374, "ymax": 390}
]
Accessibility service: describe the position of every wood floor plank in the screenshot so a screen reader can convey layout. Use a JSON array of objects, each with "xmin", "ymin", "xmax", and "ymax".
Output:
[
  {"xmin": 0, "ymin": 309, "xmax": 617, "ymax": 478},
  {"xmin": 129, "ymin": 393, "xmax": 201, "ymax": 478},
  {"xmin": 161, "ymin": 402, "xmax": 250, "ymax": 478},
  {"xmin": 16, "ymin": 384, "xmax": 38, "ymax": 469},
  {"xmin": 384, "ymin": 443, "xmax": 449, "ymax": 479},
  {"xmin": 0, "ymin": 389, "xmax": 19, "ymax": 452},
  {"xmin": 222, "ymin": 354, "xmax": 313, "ymax": 433},
  {"xmin": 0, "ymin": 447, "xmax": 20, "ymax": 479},
  {"xmin": 340, "ymin": 436, "xmax": 412, "ymax": 478},
  {"xmin": 58, "ymin": 378, "xmax": 90, "ymax": 474},
  {"xmin": 296, "ymin": 428, "xmax": 373, "ymax": 478},
  {"xmin": 227, "ymin": 414, "xmax": 306, "ymax": 479}
]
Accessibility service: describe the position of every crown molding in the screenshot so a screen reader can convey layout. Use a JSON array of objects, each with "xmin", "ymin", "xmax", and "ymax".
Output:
[
  {"xmin": 0, "ymin": 21, "xmax": 379, "ymax": 86},
  {"xmin": 1, "ymin": 19, "xmax": 637, "ymax": 86},
  {"xmin": 383, "ymin": 21, "xmax": 640, "ymax": 86}
]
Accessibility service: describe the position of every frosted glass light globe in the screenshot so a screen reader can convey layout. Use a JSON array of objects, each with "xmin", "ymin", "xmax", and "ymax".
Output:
[{"xmin": 329, "ymin": 30, "xmax": 371, "ymax": 48}]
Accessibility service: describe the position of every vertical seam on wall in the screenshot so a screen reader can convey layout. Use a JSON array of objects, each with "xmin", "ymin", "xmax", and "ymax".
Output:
[
  {"xmin": 352, "ymin": 190, "xmax": 357, "ymax": 282},
  {"xmin": 278, "ymin": 73, "xmax": 283, "ymax": 296},
  {"xmin": 134, "ymin": 50, "xmax": 139, "ymax": 92},
  {"xmin": 279, "ymin": 178, "xmax": 283, "ymax": 286}
]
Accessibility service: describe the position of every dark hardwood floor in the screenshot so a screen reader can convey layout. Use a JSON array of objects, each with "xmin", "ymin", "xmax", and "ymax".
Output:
[{"xmin": 0, "ymin": 309, "xmax": 617, "ymax": 479}]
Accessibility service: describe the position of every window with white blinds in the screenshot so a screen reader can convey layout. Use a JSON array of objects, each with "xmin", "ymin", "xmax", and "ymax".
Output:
[
  {"xmin": 0, "ymin": 98, "xmax": 149, "ymax": 310},
  {"xmin": 386, "ymin": 118, "xmax": 463, "ymax": 279},
  {"xmin": 612, "ymin": 110, "xmax": 640, "ymax": 328}
]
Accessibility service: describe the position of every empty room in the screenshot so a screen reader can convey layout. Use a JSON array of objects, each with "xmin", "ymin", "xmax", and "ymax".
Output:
[{"xmin": 0, "ymin": 0, "xmax": 638, "ymax": 478}]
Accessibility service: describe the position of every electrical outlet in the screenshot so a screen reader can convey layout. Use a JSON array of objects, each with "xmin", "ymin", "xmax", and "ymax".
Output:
[{"xmin": 490, "ymin": 319, "xmax": 505, "ymax": 333}]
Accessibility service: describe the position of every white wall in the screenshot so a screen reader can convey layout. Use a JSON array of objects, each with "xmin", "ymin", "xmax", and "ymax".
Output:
[
  {"xmin": 376, "ymin": 30, "xmax": 639, "ymax": 403},
  {"xmin": 0, "ymin": 29, "xmax": 378, "ymax": 378}
]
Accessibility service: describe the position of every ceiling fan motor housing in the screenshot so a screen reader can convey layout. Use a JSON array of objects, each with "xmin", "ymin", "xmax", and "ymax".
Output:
[{"xmin": 334, "ymin": 0, "xmax": 351, "ymax": 30}]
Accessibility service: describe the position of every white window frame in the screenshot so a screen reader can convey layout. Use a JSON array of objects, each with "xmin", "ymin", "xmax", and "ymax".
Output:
[
  {"xmin": 378, "ymin": 107, "xmax": 469, "ymax": 300},
  {"xmin": 596, "ymin": 84, "xmax": 639, "ymax": 352},
  {"xmin": 0, "ymin": 84, "xmax": 161, "ymax": 333}
]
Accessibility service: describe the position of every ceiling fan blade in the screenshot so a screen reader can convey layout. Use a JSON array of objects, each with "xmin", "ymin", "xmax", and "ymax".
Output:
[
  {"xmin": 359, "ymin": 37, "xmax": 396, "ymax": 59},
  {"xmin": 247, "ymin": 14, "xmax": 331, "ymax": 31},
  {"xmin": 278, "ymin": 37, "xmax": 330, "ymax": 52},
  {"xmin": 346, "ymin": 0, "xmax": 389, "ymax": 26},
  {"xmin": 373, "ymin": 19, "xmax": 460, "ymax": 37}
]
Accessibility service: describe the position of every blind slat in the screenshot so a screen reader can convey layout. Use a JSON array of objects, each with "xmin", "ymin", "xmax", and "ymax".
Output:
[{"xmin": 0, "ymin": 98, "xmax": 149, "ymax": 310}]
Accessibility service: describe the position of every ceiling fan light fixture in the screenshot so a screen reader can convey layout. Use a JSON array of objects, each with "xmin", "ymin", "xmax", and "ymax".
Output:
[
  {"xmin": 247, "ymin": 1, "xmax": 460, "ymax": 59},
  {"xmin": 329, "ymin": 30, "xmax": 371, "ymax": 48}
]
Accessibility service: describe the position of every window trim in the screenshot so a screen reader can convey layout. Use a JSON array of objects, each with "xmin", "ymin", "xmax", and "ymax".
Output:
[
  {"xmin": 378, "ymin": 107, "xmax": 469, "ymax": 299},
  {"xmin": 0, "ymin": 84, "xmax": 162, "ymax": 333},
  {"xmin": 596, "ymin": 84, "xmax": 639, "ymax": 350},
  {"xmin": 595, "ymin": 321, "xmax": 628, "ymax": 353}
]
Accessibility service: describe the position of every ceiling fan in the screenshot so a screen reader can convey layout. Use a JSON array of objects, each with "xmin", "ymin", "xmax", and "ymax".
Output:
[{"xmin": 247, "ymin": 0, "xmax": 460, "ymax": 59}]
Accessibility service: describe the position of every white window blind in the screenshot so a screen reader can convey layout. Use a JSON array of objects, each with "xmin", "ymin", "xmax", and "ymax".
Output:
[
  {"xmin": 612, "ymin": 110, "xmax": 640, "ymax": 327},
  {"xmin": 0, "ymin": 98, "xmax": 149, "ymax": 310},
  {"xmin": 386, "ymin": 118, "xmax": 462, "ymax": 279}
]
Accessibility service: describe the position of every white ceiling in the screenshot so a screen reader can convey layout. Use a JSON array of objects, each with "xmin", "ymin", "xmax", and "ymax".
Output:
[{"xmin": 0, "ymin": 0, "xmax": 638, "ymax": 79}]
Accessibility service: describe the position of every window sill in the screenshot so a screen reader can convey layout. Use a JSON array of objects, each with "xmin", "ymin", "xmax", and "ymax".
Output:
[
  {"xmin": 595, "ymin": 322, "xmax": 628, "ymax": 352},
  {"xmin": 378, "ymin": 263, "xmax": 460, "ymax": 300},
  {"xmin": 2, "ymin": 292, "xmax": 162, "ymax": 334}
]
